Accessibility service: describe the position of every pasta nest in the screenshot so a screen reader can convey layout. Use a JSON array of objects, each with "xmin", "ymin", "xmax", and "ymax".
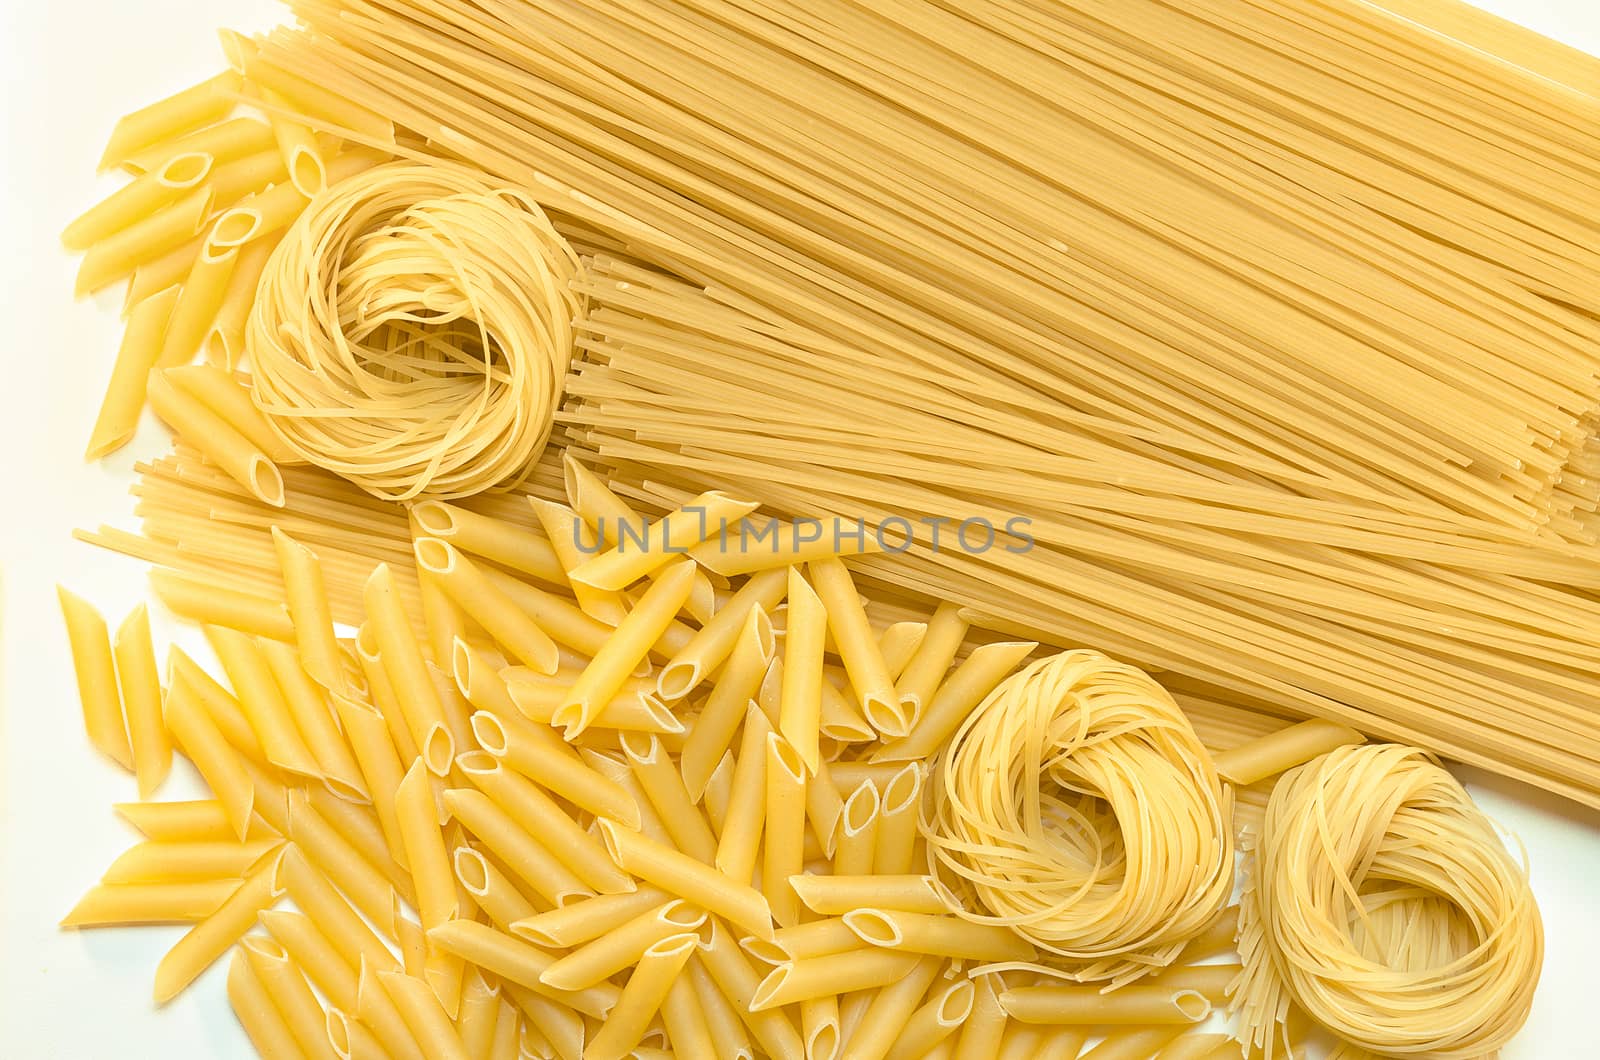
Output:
[
  {"xmin": 1233, "ymin": 744, "xmax": 1542, "ymax": 1059},
  {"xmin": 248, "ymin": 162, "xmax": 583, "ymax": 500},
  {"xmin": 924, "ymin": 649, "xmax": 1234, "ymax": 984}
]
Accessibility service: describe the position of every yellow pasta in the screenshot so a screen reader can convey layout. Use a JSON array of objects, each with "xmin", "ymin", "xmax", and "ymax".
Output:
[
  {"xmin": 58, "ymin": 587, "xmax": 133, "ymax": 770},
  {"xmin": 206, "ymin": 625, "xmax": 321, "ymax": 778},
  {"xmin": 101, "ymin": 839, "xmax": 280, "ymax": 884},
  {"xmin": 808, "ymin": 558, "xmax": 906, "ymax": 737},
  {"xmin": 750, "ymin": 949, "xmax": 921, "ymax": 1011},
  {"xmin": 789, "ymin": 874, "xmax": 949, "ymax": 917},
  {"xmin": 226, "ymin": 946, "xmax": 302, "ymax": 1060},
  {"xmin": 598, "ymin": 818, "xmax": 775, "ymax": 942},
  {"xmin": 99, "ymin": 71, "xmax": 241, "ymax": 169},
  {"xmin": 240, "ymin": 935, "xmax": 339, "ymax": 1060},
  {"xmin": 85, "ymin": 285, "xmax": 181, "ymax": 459},
  {"xmin": 121, "ymin": 116, "xmax": 274, "ymax": 174},
  {"xmin": 146, "ymin": 368, "xmax": 282, "ymax": 505},
  {"xmin": 762, "ymin": 733, "xmax": 807, "ymax": 929},
  {"xmin": 76, "ymin": 186, "xmax": 211, "ymax": 296},
  {"xmin": 1000, "ymin": 984, "xmax": 1212, "ymax": 1025},
  {"xmin": 714, "ymin": 705, "xmax": 772, "ymax": 885},
  {"xmin": 378, "ymin": 971, "xmax": 472, "ymax": 1060},
  {"xmin": 413, "ymin": 500, "xmax": 566, "ymax": 587},
  {"xmin": 111, "ymin": 603, "xmax": 170, "ymax": 797},
  {"xmin": 414, "ymin": 539, "xmax": 558, "ymax": 673},
  {"xmin": 65, "ymin": 152, "xmax": 212, "ymax": 251},
  {"xmin": 451, "ymin": 847, "xmax": 538, "ymax": 934},
  {"xmin": 167, "ymin": 365, "xmax": 300, "ymax": 464},
  {"xmin": 364, "ymin": 564, "xmax": 453, "ymax": 774},
  {"xmin": 154, "ymin": 848, "xmax": 284, "ymax": 1003},
  {"xmin": 151, "ymin": 569, "xmax": 294, "ymax": 641},
  {"xmin": 161, "ymin": 677, "xmax": 255, "ymax": 840},
  {"xmin": 657, "ymin": 566, "xmax": 786, "ymax": 702},
  {"xmin": 271, "ymin": 527, "xmax": 345, "ymax": 692},
  {"xmin": 258, "ymin": 86, "xmax": 326, "ymax": 197},
  {"xmin": 61, "ymin": 879, "xmax": 241, "ymax": 927},
  {"xmin": 569, "ymin": 491, "xmax": 757, "ymax": 591},
  {"xmin": 871, "ymin": 763, "xmax": 923, "ymax": 876},
  {"xmin": 584, "ymin": 933, "xmax": 698, "ymax": 1060},
  {"xmin": 834, "ymin": 954, "xmax": 941, "ymax": 1060},
  {"xmin": 441, "ymin": 789, "xmax": 588, "ymax": 908},
  {"xmin": 426, "ymin": 919, "xmax": 619, "ymax": 1019},
  {"xmin": 1212, "ymin": 719, "xmax": 1367, "ymax": 787},
  {"xmin": 205, "ymin": 231, "xmax": 280, "ymax": 367},
  {"xmin": 844, "ymin": 909, "xmax": 1034, "ymax": 964},
  {"xmin": 540, "ymin": 900, "xmax": 705, "ymax": 992},
  {"xmin": 873, "ymin": 640, "xmax": 1037, "ymax": 762},
  {"xmin": 113, "ymin": 799, "xmax": 262, "ymax": 842},
  {"xmin": 557, "ymin": 560, "xmax": 696, "ymax": 737}
]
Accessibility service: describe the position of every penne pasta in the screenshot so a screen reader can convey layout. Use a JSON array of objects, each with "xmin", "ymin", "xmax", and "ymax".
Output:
[
  {"xmin": 897, "ymin": 978, "xmax": 976, "ymax": 1060},
  {"xmin": 999, "ymin": 985, "xmax": 1212, "ymax": 1025},
  {"xmin": 156, "ymin": 242, "xmax": 240, "ymax": 370},
  {"xmin": 153, "ymin": 848, "xmax": 285, "ymax": 1003},
  {"xmin": 697, "ymin": 920, "xmax": 805, "ymax": 1060},
  {"xmin": 528, "ymin": 496, "xmax": 626, "ymax": 623},
  {"xmin": 99, "ymin": 71, "xmax": 241, "ymax": 169},
  {"xmin": 844, "ymin": 909, "xmax": 1036, "ymax": 963},
  {"xmin": 147, "ymin": 368, "xmax": 282, "ymax": 505},
  {"xmin": 469, "ymin": 703, "xmax": 640, "ymax": 829},
  {"xmin": 657, "ymin": 566, "xmax": 786, "ymax": 702},
  {"xmin": 678, "ymin": 603, "xmax": 774, "ymax": 800},
  {"xmin": 58, "ymin": 587, "xmax": 133, "ymax": 770},
  {"xmin": 240, "ymin": 935, "xmax": 339, "ymax": 1060},
  {"xmin": 261, "ymin": 909, "xmax": 359, "ymax": 1013},
  {"xmin": 871, "ymin": 764, "xmax": 923, "ymax": 876},
  {"xmin": 285, "ymin": 789, "xmax": 397, "ymax": 938},
  {"xmin": 452, "ymin": 846, "xmax": 539, "ymax": 933},
  {"xmin": 789, "ymin": 874, "xmax": 949, "ymax": 917},
  {"xmin": 113, "ymin": 799, "xmax": 264, "ymax": 842},
  {"xmin": 808, "ymin": 558, "xmax": 905, "ymax": 737},
  {"xmin": 762, "ymin": 733, "xmax": 808, "ymax": 929},
  {"xmin": 621, "ymin": 732, "xmax": 717, "ymax": 864},
  {"xmin": 539, "ymin": 899, "xmax": 705, "ymax": 992},
  {"xmin": 355, "ymin": 961, "xmax": 427, "ymax": 1060},
  {"xmin": 150, "ymin": 569, "xmax": 294, "ymax": 642},
  {"xmin": 65, "ymin": 153, "xmax": 212, "ymax": 251},
  {"xmin": 456, "ymin": 752, "xmax": 632, "ymax": 895},
  {"xmin": 161, "ymin": 676, "xmax": 255, "ymax": 840},
  {"xmin": 872, "ymin": 641, "xmax": 1038, "ymax": 762},
  {"xmin": 749, "ymin": 949, "xmax": 922, "ymax": 1011},
  {"xmin": 278, "ymin": 847, "xmax": 398, "ymax": 977},
  {"xmin": 557, "ymin": 560, "xmax": 697, "ymax": 737},
  {"xmin": 85, "ymin": 286, "xmax": 180, "ymax": 459},
  {"xmin": 258, "ymin": 85, "xmax": 326, "ymax": 197},
  {"xmin": 114, "ymin": 603, "xmax": 171, "ymax": 797},
  {"xmin": 365, "ymin": 564, "xmax": 453, "ymax": 775},
  {"xmin": 378, "ymin": 971, "xmax": 472, "ymax": 1060},
  {"xmin": 60, "ymin": 879, "xmax": 240, "ymax": 927},
  {"xmin": 205, "ymin": 625, "xmax": 320, "ymax": 778},
  {"xmin": 510, "ymin": 887, "xmax": 669, "ymax": 950},
  {"xmin": 227, "ymin": 946, "xmax": 302, "ymax": 1060},
  {"xmin": 413, "ymin": 500, "xmax": 566, "ymax": 586},
  {"xmin": 832, "ymin": 780, "xmax": 880, "ymax": 878},
  {"xmin": 832, "ymin": 954, "xmax": 942, "ymax": 1060},
  {"xmin": 570, "ymin": 491, "xmax": 757, "ymax": 592},
  {"xmin": 206, "ymin": 231, "xmax": 280, "ymax": 367},
  {"xmin": 168, "ymin": 365, "xmax": 299, "ymax": 463},
  {"xmin": 779, "ymin": 567, "xmax": 826, "ymax": 774},
  {"xmin": 77, "ymin": 186, "xmax": 211, "ymax": 296},
  {"xmin": 953, "ymin": 974, "xmax": 1008, "ymax": 1060},
  {"xmin": 101, "ymin": 838, "xmax": 280, "ymax": 884},
  {"xmin": 1213, "ymin": 719, "xmax": 1368, "ymax": 787},
  {"xmin": 414, "ymin": 539, "xmax": 559, "ymax": 674},
  {"xmin": 1078, "ymin": 1028, "xmax": 1189, "ymax": 1060},
  {"xmin": 893, "ymin": 603, "xmax": 968, "ymax": 718},
  {"xmin": 659, "ymin": 966, "xmax": 715, "ymax": 1060},
  {"xmin": 426, "ymin": 919, "xmax": 619, "ymax": 1019},
  {"xmin": 442, "ymin": 789, "xmax": 588, "ymax": 908},
  {"xmin": 598, "ymin": 818, "xmax": 775, "ymax": 942},
  {"xmin": 121, "ymin": 116, "xmax": 274, "ymax": 174},
  {"xmin": 714, "ymin": 705, "xmax": 772, "ymax": 886},
  {"xmin": 259, "ymin": 639, "xmax": 366, "ymax": 798},
  {"xmin": 583, "ymin": 933, "xmax": 698, "ymax": 1060}
]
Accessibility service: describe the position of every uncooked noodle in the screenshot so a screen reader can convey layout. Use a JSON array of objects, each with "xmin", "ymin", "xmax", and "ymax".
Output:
[
  {"xmin": 1233, "ymin": 744, "xmax": 1542, "ymax": 1059},
  {"xmin": 248, "ymin": 162, "xmax": 582, "ymax": 500},
  {"xmin": 924, "ymin": 650, "xmax": 1234, "ymax": 985}
]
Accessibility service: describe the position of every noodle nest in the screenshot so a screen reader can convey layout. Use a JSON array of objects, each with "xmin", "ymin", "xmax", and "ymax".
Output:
[
  {"xmin": 1234, "ymin": 744, "xmax": 1542, "ymax": 1059},
  {"xmin": 925, "ymin": 649, "xmax": 1234, "ymax": 983},
  {"xmin": 248, "ymin": 162, "xmax": 582, "ymax": 500}
]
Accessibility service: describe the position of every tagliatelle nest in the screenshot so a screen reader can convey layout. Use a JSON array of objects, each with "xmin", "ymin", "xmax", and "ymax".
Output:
[
  {"xmin": 924, "ymin": 649, "xmax": 1235, "ymax": 985},
  {"xmin": 248, "ymin": 162, "xmax": 583, "ymax": 501}
]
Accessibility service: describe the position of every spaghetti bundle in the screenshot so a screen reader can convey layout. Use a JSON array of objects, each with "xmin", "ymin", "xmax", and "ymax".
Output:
[
  {"xmin": 925, "ymin": 650, "xmax": 1234, "ymax": 984},
  {"xmin": 234, "ymin": 0, "xmax": 1600, "ymax": 808},
  {"xmin": 1234, "ymin": 744, "xmax": 1542, "ymax": 1059},
  {"xmin": 249, "ymin": 162, "xmax": 582, "ymax": 500}
]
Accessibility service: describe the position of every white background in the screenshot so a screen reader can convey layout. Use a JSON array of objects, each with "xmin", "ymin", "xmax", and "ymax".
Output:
[{"xmin": 2, "ymin": 1, "xmax": 1599, "ymax": 1056}]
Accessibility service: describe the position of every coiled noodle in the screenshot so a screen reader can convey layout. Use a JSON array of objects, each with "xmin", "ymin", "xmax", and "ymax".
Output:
[
  {"xmin": 1234, "ymin": 744, "xmax": 1542, "ymax": 1058},
  {"xmin": 925, "ymin": 650, "xmax": 1234, "ymax": 984},
  {"xmin": 248, "ymin": 162, "xmax": 582, "ymax": 500}
]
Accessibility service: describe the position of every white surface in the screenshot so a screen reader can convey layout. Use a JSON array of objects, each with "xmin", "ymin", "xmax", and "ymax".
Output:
[{"xmin": 2, "ymin": 1, "xmax": 1599, "ymax": 1057}]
